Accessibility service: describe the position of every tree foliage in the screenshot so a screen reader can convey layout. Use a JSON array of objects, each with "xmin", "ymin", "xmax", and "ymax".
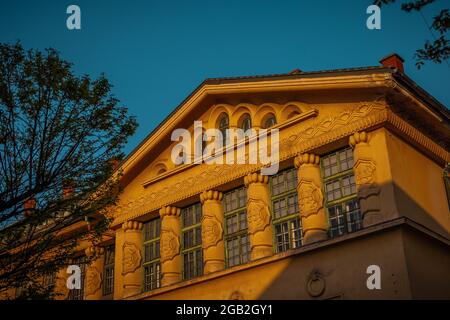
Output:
[
  {"xmin": 375, "ymin": 0, "xmax": 449, "ymax": 68},
  {"xmin": 0, "ymin": 42, "xmax": 137, "ymax": 299}
]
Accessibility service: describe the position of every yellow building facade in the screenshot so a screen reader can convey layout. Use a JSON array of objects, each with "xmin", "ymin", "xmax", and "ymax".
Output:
[{"xmin": 18, "ymin": 55, "xmax": 450, "ymax": 300}]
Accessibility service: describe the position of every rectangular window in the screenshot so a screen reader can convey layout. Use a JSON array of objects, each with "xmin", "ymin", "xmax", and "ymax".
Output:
[
  {"xmin": 144, "ymin": 262, "xmax": 161, "ymax": 292},
  {"xmin": 103, "ymin": 245, "xmax": 115, "ymax": 296},
  {"xmin": 181, "ymin": 203, "xmax": 203, "ymax": 280},
  {"xmin": 321, "ymin": 148, "xmax": 362, "ymax": 238},
  {"xmin": 223, "ymin": 187, "xmax": 250, "ymax": 267},
  {"xmin": 270, "ymin": 168, "xmax": 303, "ymax": 253},
  {"xmin": 143, "ymin": 217, "xmax": 161, "ymax": 291},
  {"xmin": 68, "ymin": 256, "xmax": 86, "ymax": 300}
]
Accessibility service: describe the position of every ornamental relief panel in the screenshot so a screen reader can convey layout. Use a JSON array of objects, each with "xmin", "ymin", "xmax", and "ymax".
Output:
[
  {"xmin": 298, "ymin": 180, "xmax": 324, "ymax": 218},
  {"xmin": 354, "ymin": 158, "xmax": 377, "ymax": 186},
  {"xmin": 122, "ymin": 242, "xmax": 142, "ymax": 275},
  {"xmin": 85, "ymin": 266, "xmax": 102, "ymax": 296},
  {"xmin": 112, "ymin": 101, "xmax": 388, "ymax": 225},
  {"xmin": 201, "ymin": 215, "xmax": 223, "ymax": 249},
  {"xmin": 160, "ymin": 229, "xmax": 180, "ymax": 262},
  {"xmin": 247, "ymin": 198, "xmax": 271, "ymax": 234}
]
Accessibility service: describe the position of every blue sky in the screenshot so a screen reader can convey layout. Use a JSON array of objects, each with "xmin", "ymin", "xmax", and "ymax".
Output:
[{"xmin": 1, "ymin": 0, "xmax": 449, "ymax": 154}]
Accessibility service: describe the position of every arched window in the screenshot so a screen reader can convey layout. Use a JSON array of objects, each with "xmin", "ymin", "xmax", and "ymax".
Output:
[
  {"xmin": 240, "ymin": 114, "xmax": 252, "ymax": 132},
  {"xmin": 287, "ymin": 111, "xmax": 300, "ymax": 119},
  {"xmin": 218, "ymin": 113, "xmax": 229, "ymax": 146},
  {"xmin": 262, "ymin": 114, "xmax": 277, "ymax": 129}
]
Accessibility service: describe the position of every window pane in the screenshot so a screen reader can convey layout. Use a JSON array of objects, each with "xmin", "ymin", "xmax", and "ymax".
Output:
[
  {"xmin": 144, "ymin": 218, "xmax": 161, "ymax": 241},
  {"xmin": 144, "ymin": 263, "xmax": 161, "ymax": 291}
]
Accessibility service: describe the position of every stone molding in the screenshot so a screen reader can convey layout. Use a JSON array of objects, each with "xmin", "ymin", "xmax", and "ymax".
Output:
[
  {"xmin": 159, "ymin": 206, "xmax": 181, "ymax": 218},
  {"xmin": 200, "ymin": 190, "xmax": 223, "ymax": 204},
  {"xmin": 244, "ymin": 173, "xmax": 269, "ymax": 186},
  {"xmin": 122, "ymin": 221, "xmax": 143, "ymax": 232}
]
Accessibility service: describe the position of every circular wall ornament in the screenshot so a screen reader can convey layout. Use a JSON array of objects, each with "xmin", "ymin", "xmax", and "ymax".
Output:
[{"xmin": 307, "ymin": 271, "xmax": 326, "ymax": 297}]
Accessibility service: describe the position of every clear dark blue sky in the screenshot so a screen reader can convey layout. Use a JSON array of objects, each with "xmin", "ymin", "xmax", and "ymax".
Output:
[{"xmin": 1, "ymin": 0, "xmax": 449, "ymax": 154}]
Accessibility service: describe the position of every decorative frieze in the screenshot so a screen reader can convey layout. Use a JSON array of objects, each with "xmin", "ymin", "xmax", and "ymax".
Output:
[
  {"xmin": 295, "ymin": 153, "xmax": 328, "ymax": 244},
  {"xmin": 200, "ymin": 190, "xmax": 225, "ymax": 274},
  {"xmin": 244, "ymin": 173, "xmax": 273, "ymax": 260}
]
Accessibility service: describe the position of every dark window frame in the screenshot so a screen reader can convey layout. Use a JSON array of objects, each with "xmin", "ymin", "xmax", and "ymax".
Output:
[
  {"xmin": 181, "ymin": 203, "xmax": 203, "ymax": 280},
  {"xmin": 103, "ymin": 245, "xmax": 115, "ymax": 297},
  {"xmin": 223, "ymin": 187, "xmax": 250, "ymax": 267},
  {"xmin": 270, "ymin": 168, "xmax": 303, "ymax": 253},
  {"xmin": 320, "ymin": 148, "xmax": 362, "ymax": 238},
  {"xmin": 143, "ymin": 217, "xmax": 161, "ymax": 292}
]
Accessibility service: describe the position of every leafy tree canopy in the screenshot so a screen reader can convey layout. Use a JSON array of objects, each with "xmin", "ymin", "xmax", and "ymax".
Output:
[{"xmin": 0, "ymin": 42, "xmax": 137, "ymax": 299}]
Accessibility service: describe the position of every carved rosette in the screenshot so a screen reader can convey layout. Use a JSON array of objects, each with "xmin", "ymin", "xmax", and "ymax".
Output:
[
  {"xmin": 354, "ymin": 159, "xmax": 377, "ymax": 186},
  {"xmin": 201, "ymin": 215, "xmax": 223, "ymax": 249},
  {"xmin": 244, "ymin": 172, "xmax": 273, "ymax": 260},
  {"xmin": 247, "ymin": 198, "xmax": 271, "ymax": 234},
  {"xmin": 297, "ymin": 180, "xmax": 324, "ymax": 219},
  {"xmin": 85, "ymin": 266, "xmax": 102, "ymax": 297},
  {"xmin": 160, "ymin": 229, "xmax": 180, "ymax": 262},
  {"xmin": 295, "ymin": 153, "xmax": 328, "ymax": 244},
  {"xmin": 122, "ymin": 241, "xmax": 142, "ymax": 275},
  {"xmin": 349, "ymin": 131, "xmax": 381, "ymax": 227},
  {"xmin": 295, "ymin": 154, "xmax": 324, "ymax": 218}
]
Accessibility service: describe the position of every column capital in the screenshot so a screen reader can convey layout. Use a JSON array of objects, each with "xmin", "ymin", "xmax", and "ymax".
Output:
[
  {"xmin": 294, "ymin": 153, "xmax": 320, "ymax": 168},
  {"xmin": 85, "ymin": 245, "xmax": 105, "ymax": 257},
  {"xmin": 159, "ymin": 206, "xmax": 181, "ymax": 217},
  {"xmin": 122, "ymin": 220, "xmax": 143, "ymax": 231},
  {"xmin": 244, "ymin": 172, "xmax": 269, "ymax": 187},
  {"xmin": 349, "ymin": 131, "xmax": 369, "ymax": 148},
  {"xmin": 200, "ymin": 190, "xmax": 223, "ymax": 204}
]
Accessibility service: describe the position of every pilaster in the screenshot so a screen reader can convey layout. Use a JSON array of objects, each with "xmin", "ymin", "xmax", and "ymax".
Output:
[
  {"xmin": 294, "ymin": 153, "xmax": 328, "ymax": 244},
  {"xmin": 244, "ymin": 172, "xmax": 273, "ymax": 260}
]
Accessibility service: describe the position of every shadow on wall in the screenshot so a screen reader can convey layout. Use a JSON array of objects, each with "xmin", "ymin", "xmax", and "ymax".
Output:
[{"xmin": 254, "ymin": 181, "xmax": 450, "ymax": 300}]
